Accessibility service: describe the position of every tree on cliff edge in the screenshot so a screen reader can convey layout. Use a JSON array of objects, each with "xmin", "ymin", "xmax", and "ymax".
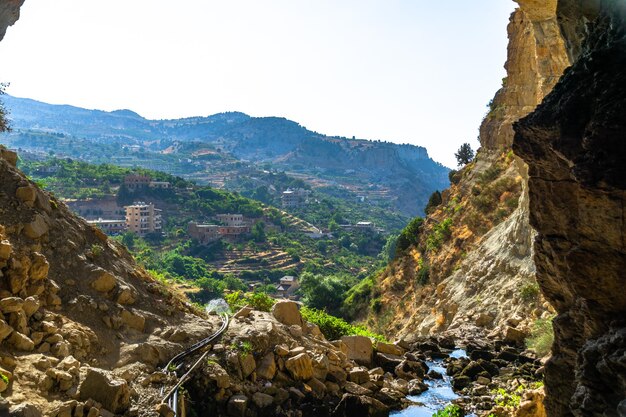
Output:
[
  {"xmin": 455, "ymin": 143, "xmax": 474, "ymax": 166},
  {"xmin": 0, "ymin": 83, "xmax": 9, "ymax": 133}
]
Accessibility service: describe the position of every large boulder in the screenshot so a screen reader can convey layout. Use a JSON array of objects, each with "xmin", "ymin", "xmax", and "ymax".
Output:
[
  {"xmin": 341, "ymin": 336, "xmax": 373, "ymax": 367},
  {"xmin": 16, "ymin": 185, "xmax": 37, "ymax": 207},
  {"xmin": 333, "ymin": 393, "xmax": 388, "ymax": 417},
  {"xmin": 375, "ymin": 341, "xmax": 404, "ymax": 356},
  {"xmin": 285, "ymin": 352, "xmax": 313, "ymax": 381},
  {"xmin": 91, "ymin": 270, "xmax": 117, "ymax": 293},
  {"xmin": 79, "ymin": 368, "xmax": 131, "ymax": 413},
  {"xmin": 23, "ymin": 214, "xmax": 48, "ymax": 239},
  {"xmin": 0, "ymin": 240, "xmax": 11, "ymax": 260},
  {"xmin": 271, "ymin": 300, "xmax": 302, "ymax": 327},
  {"xmin": 29, "ymin": 253, "xmax": 49, "ymax": 281},
  {"xmin": 239, "ymin": 353, "xmax": 256, "ymax": 379},
  {"xmin": 256, "ymin": 352, "xmax": 276, "ymax": 380},
  {"xmin": 0, "ymin": 297, "xmax": 23, "ymax": 314},
  {"xmin": 227, "ymin": 394, "xmax": 248, "ymax": 417},
  {"xmin": 375, "ymin": 352, "xmax": 403, "ymax": 373}
]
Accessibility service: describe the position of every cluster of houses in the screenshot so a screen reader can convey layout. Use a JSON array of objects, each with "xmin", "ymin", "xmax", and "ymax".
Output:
[{"xmin": 188, "ymin": 214, "xmax": 252, "ymax": 244}]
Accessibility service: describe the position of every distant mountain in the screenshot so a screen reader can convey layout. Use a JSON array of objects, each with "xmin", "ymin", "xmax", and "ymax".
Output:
[{"xmin": 2, "ymin": 95, "xmax": 450, "ymax": 217}]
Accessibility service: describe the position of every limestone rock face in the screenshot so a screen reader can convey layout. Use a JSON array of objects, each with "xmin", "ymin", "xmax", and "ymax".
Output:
[
  {"xmin": 371, "ymin": 0, "xmax": 570, "ymax": 341},
  {"xmin": 513, "ymin": 2, "xmax": 626, "ymax": 416},
  {"xmin": 480, "ymin": 0, "xmax": 569, "ymax": 150}
]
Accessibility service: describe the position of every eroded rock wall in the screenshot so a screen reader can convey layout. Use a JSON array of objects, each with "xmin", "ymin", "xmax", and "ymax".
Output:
[
  {"xmin": 481, "ymin": 0, "xmax": 569, "ymax": 150},
  {"xmin": 513, "ymin": 2, "xmax": 626, "ymax": 416}
]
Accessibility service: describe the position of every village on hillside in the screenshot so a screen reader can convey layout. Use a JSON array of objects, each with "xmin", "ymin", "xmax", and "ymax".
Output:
[{"xmin": 60, "ymin": 174, "xmax": 383, "ymax": 301}]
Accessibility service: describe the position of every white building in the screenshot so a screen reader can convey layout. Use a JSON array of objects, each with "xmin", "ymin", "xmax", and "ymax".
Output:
[{"xmin": 87, "ymin": 218, "xmax": 127, "ymax": 235}]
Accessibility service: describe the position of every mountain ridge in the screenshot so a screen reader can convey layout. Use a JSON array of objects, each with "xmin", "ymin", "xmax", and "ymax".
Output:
[
  {"xmin": 4, "ymin": 94, "xmax": 437, "ymax": 159},
  {"xmin": 2, "ymin": 94, "xmax": 450, "ymax": 218}
]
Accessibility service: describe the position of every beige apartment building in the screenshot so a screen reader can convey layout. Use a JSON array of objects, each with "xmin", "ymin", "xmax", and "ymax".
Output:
[{"xmin": 125, "ymin": 202, "xmax": 162, "ymax": 236}]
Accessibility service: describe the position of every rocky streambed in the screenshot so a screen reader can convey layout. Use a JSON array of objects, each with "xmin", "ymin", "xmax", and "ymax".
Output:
[{"xmin": 171, "ymin": 302, "xmax": 546, "ymax": 417}]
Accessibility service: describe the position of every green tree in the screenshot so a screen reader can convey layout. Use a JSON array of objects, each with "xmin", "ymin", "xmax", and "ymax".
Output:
[
  {"xmin": 121, "ymin": 231, "xmax": 135, "ymax": 249},
  {"xmin": 381, "ymin": 234, "xmax": 399, "ymax": 262},
  {"xmin": 425, "ymin": 190, "xmax": 442, "ymax": 214},
  {"xmin": 299, "ymin": 272, "xmax": 350, "ymax": 315},
  {"xmin": 116, "ymin": 184, "xmax": 133, "ymax": 206},
  {"xmin": 395, "ymin": 216, "xmax": 424, "ymax": 255},
  {"xmin": 251, "ymin": 221, "xmax": 266, "ymax": 242},
  {"xmin": 455, "ymin": 143, "xmax": 474, "ymax": 166},
  {"xmin": 0, "ymin": 82, "xmax": 9, "ymax": 133}
]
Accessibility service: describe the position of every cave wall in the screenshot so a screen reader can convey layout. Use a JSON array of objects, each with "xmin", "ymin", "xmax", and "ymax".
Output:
[
  {"xmin": 0, "ymin": 0, "xmax": 24, "ymax": 42},
  {"xmin": 513, "ymin": 1, "xmax": 626, "ymax": 416}
]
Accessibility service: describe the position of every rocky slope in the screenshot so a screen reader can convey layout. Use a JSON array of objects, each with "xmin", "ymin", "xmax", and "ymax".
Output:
[
  {"xmin": 514, "ymin": 1, "xmax": 626, "ymax": 416},
  {"xmin": 0, "ymin": 145, "xmax": 222, "ymax": 415},
  {"xmin": 368, "ymin": 0, "xmax": 569, "ymax": 342}
]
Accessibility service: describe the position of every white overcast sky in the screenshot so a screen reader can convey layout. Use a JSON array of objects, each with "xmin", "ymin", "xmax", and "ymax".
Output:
[{"xmin": 0, "ymin": 0, "xmax": 516, "ymax": 167}]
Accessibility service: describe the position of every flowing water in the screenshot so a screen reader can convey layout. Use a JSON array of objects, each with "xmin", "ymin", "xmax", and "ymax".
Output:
[{"xmin": 391, "ymin": 349, "xmax": 469, "ymax": 417}]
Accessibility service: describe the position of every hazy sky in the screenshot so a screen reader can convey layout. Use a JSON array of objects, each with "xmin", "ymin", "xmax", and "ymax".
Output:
[{"xmin": 0, "ymin": 0, "xmax": 516, "ymax": 167}]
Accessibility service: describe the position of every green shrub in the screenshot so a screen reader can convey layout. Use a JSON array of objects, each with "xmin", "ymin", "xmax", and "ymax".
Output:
[
  {"xmin": 479, "ymin": 165, "xmax": 502, "ymax": 184},
  {"xmin": 225, "ymin": 291, "xmax": 276, "ymax": 313},
  {"xmin": 448, "ymin": 169, "xmax": 461, "ymax": 185},
  {"xmin": 90, "ymin": 244, "xmax": 104, "ymax": 257},
  {"xmin": 473, "ymin": 193, "xmax": 496, "ymax": 213},
  {"xmin": 432, "ymin": 404, "xmax": 463, "ymax": 417},
  {"xmin": 370, "ymin": 298, "xmax": 383, "ymax": 313},
  {"xmin": 526, "ymin": 317, "xmax": 554, "ymax": 357},
  {"xmin": 417, "ymin": 259, "xmax": 430, "ymax": 285},
  {"xmin": 520, "ymin": 282, "xmax": 540, "ymax": 302},
  {"xmin": 395, "ymin": 217, "xmax": 424, "ymax": 255},
  {"xmin": 492, "ymin": 385, "xmax": 525, "ymax": 409},
  {"xmin": 425, "ymin": 218, "xmax": 453, "ymax": 251},
  {"xmin": 301, "ymin": 306, "xmax": 386, "ymax": 342}
]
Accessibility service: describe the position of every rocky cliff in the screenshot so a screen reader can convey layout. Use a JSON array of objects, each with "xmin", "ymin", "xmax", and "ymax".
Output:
[
  {"xmin": 0, "ymin": 0, "xmax": 23, "ymax": 42},
  {"xmin": 514, "ymin": 1, "xmax": 626, "ymax": 416},
  {"xmin": 368, "ymin": 0, "xmax": 570, "ymax": 343}
]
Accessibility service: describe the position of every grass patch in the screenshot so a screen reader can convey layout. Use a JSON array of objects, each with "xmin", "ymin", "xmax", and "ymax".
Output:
[
  {"xmin": 231, "ymin": 340, "xmax": 253, "ymax": 354},
  {"xmin": 526, "ymin": 317, "xmax": 554, "ymax": 357},
  {"xmin": 493, "ymin": 385, "xmax": 524, "ymax": 409},
  {"xmin": 432, "ymin": 405, "xmax": 463, "ymax": 417}
]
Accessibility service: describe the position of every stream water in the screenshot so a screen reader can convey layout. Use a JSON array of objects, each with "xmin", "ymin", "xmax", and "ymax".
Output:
[{"xmin": 391, "ymin": 349, "xmax": 470, "ymax": 417}]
